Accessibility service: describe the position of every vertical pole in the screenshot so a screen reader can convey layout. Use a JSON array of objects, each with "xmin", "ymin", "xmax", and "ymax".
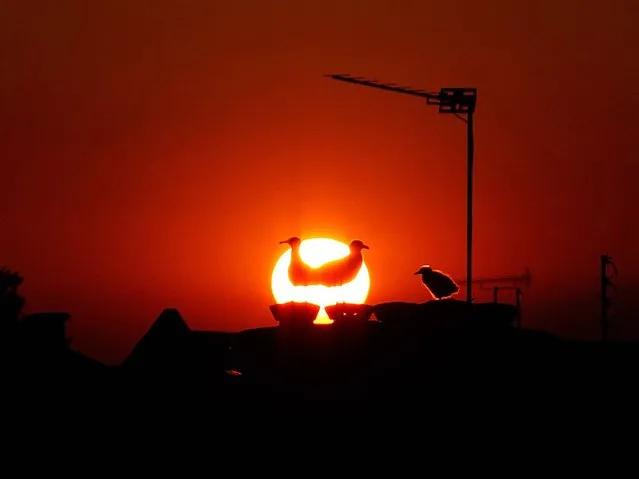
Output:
[
  {"xmin": 601, "ymin": 254, "xmax": 608, "ymax": 343},
  {"xmin": 515, "ymin": 288, "xmax": 521, "ymax": 329},
  {"xmin": 466, "ymin": 111, "xmax": 474, "ymax": 304}
]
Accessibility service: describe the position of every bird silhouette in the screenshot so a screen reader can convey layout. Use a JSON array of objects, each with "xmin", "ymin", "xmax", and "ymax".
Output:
[
  {"xmin": 415, "ymin": 265, "xmax": 459, "ymax": 300},
  {"xmin": 313, "ymin": 240, "xmax": 369, "ymax": 288},
  {"xmin": 279, "ymin": 237, "xmax": 315, "ymax": 286}
]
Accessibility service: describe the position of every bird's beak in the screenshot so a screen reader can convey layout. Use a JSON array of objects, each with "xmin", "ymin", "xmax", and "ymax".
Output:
[
  {"xmin": 279, "ymin": 240, "xmax": 289, "ymax": 244},
  {"xmin": 414, "ymin": 271, "xmax": 420, "ymax": 275},
  {"xmin": 362, "ymin": 244, "xmax": 369, "ymax": 249}
]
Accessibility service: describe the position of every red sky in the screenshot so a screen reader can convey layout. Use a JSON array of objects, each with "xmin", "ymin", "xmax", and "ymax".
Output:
[{"xmin": 2, "ymin": 0, "xmax": 638, "ymax": 363}]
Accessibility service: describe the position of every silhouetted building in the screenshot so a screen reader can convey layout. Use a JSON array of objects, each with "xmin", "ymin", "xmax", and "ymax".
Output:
[
  {"xmin": 8, "ymin": 311, "xmax": 109, "ymax": 402},
  {"xmin": 15, "ymin": 311, "xmax": 107, "ymax": 371},
  {"xmin": 18, "ymin": 312, "xmax": 71, "ymax": 352},
  {"xmin": 122, "ymin": 309, "xmax": 237, "ymax": 398},
  {"xmin": 123, "ymin": 308, "xmax": 192, "ymax": 371}
]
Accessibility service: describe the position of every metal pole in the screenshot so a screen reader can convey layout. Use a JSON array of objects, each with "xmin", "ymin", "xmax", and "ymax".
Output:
[
  {"xmin": 466, "ymin": 111, "xmax": 474, "ymax": 303},
  {"xmin": 601, "ymin": 254, "xmax": 608, "ymax": 343},
  {"xmin": 515, "ymin": 288, "xmax": 521, "ymax": 329}
]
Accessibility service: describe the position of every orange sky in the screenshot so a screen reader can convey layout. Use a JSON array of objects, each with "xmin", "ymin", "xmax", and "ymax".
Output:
[{"xmin": 1, "ymin": 0, "xmax": 638, "ymax": 363}]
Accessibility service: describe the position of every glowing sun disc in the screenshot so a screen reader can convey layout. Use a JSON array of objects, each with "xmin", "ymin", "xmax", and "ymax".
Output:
[{"xmin": 271, "ymin": 237, "xmax": 371, "ymax": 324}]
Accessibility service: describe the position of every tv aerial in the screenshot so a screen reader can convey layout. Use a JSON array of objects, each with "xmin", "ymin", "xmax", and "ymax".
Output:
[{"xmin": 325, "ymin": 74, "xmax": 477, "ymax": 303}]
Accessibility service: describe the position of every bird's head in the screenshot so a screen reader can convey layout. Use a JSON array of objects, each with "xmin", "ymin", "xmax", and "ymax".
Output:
[
  {"xmin": 279, "ymin": 237, "xmax": 301, "ymax": 248},
  {"xmin": 349, "ymin": 239, "xmax": 369, "ymax": 251},
  {"xmin": 414, "ymin": 265, "xmax": 432, "ymax": 275}
]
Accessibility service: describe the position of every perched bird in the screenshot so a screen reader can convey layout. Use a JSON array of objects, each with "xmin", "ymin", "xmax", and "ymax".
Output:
[
  {"xmin": 279, "ymin": 237, "xmax": 314, "ymax": 286},
  {"xmin": 313, "ymin": 240, "xmax": 369, "ymax": 287},
  {"xmin": 415, "ymin": 265, "xmax": 459, "ymax": 300}
]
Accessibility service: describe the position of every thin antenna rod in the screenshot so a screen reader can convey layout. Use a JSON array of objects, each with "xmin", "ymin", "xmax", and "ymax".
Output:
[
  {"xmin": 466, "ymin": 110, "xmax": 474, "ymax": 304},
  {"xmin": 325, "ymin": 74, "xmax": 439, "ymax": 100},
  {"xmin": 601, "ymin": 254, "xmax": 616, "ymax": 343}
]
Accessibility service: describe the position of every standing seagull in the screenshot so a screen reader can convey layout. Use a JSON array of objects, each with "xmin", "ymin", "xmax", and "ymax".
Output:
[
  {"xmin": 279, "ymin": 237, "xmax": 314, "ymax": 286},
  {"xmin": 415, "ymin": 265, "xmax": 459, "ymax": 300},
  {"xmin": 314, "ymin": 240, "xmax": 369, "ymax": 287}
]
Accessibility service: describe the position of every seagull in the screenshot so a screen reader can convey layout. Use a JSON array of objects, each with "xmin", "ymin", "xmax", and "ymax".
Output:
[
  {"xmin": 279, "ymin": 237, "xmax": 315, "ymax": 286},
  {"xmin": 415, "ymin": 265, "xmax": 459, "ymax": 300},
  {"xmin": 313, "ymin": 240, "xmax": 369, "ymax": 287}
]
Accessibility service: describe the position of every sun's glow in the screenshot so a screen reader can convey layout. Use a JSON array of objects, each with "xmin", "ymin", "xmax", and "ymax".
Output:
[{"xmin": 271, "ymin": 237, "xmax": 371, "ymax": 324}]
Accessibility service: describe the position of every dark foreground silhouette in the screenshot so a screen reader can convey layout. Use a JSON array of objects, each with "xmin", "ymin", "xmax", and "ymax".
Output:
[{"xmin": 5, "ymin": 301, "xmax": 639, "ymax": 418}]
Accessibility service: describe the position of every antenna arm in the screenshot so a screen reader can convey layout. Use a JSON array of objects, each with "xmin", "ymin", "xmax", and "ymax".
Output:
[{"xmin": 325, "ymin": 74, "xmax": 439, "ymax": 100}]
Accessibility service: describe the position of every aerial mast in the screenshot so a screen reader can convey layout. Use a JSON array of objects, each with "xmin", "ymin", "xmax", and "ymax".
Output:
[
  {"xmin": 600, "ymin": 254, "xmax": 617, "ymax": 343},
  {"xmin": 325, "ymin": 74, "xmax": 477, "ymax": 303}
]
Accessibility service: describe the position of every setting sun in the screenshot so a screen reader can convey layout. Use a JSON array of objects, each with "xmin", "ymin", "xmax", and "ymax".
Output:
[{"xmin": 271, "ymin": 238, "xmax": 370, "ymax": 324}]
